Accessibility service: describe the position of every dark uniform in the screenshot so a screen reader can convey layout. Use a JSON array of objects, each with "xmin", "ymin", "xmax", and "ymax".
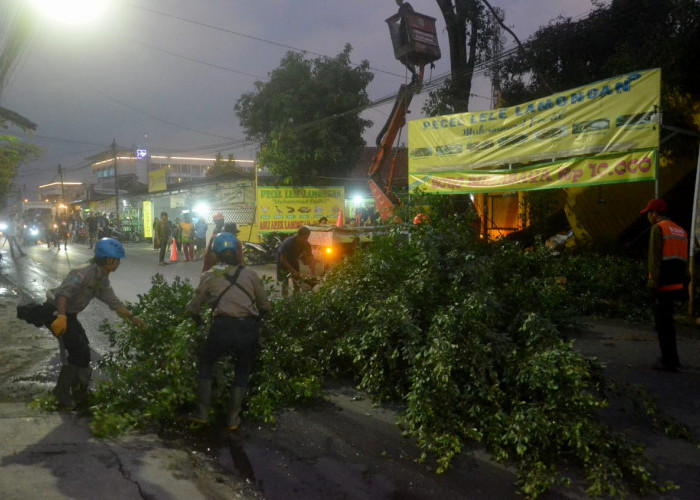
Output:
[
  {"xmin": 187, "ymin": 263, "xmax": 271, "ymax": 386},
  {"xmin": 186, "ymin": 256, "xmax": 271, "ymax": 429},
  {"xmin": 647, "ymin": 218, "xmax": 688, "ymax": 370},
  {"xmin": 276, "ymin": 231, "xmax": 314, "ymax": 297},
  {"xmin": 44, "ymin": 241, "xmax": 145, "ymax": 410},
  {"xmin": 47, "ymin": 263, "xmax": 127, "ymax": 368}
]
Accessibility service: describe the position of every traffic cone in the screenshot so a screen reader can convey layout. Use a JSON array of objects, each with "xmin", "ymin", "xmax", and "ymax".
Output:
[
  {"xmin": 335, "ymin": 210, "xmax": 344, "ymax": 227},
  {"xmin": 170, "ymin": 238, "xmax": 179, "ymax": 262}
]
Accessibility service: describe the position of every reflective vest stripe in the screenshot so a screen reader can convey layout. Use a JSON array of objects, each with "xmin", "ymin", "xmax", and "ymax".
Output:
[
  {"xmin": 656, "ymin": 220, "xmax": 688, "ymax": 292},
  {"xmin": 658, "ymin": 283, "xmax": 684, "ymax": 292},
  {"xmin": 658, "ymin": 220, "xmax": 688, "ymax": 261}
]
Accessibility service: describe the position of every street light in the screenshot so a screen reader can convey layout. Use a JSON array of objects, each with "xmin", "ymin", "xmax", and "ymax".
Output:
[{"xmin": 27, "ymin": 0, "xmax": 111, "ymax": 25}]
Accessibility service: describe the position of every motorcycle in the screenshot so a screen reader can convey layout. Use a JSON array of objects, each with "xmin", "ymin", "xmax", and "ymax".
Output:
[
  {"xmin": 242, "ymin": 233, "xmax": 282, "ymax": 265},
  {"xmin": 73, "ymin": 223, "xmax": 87, "ymax": 244},
  {"xmin": 99, "ymin": 224, "xmax": 128, "ymax": 242}
]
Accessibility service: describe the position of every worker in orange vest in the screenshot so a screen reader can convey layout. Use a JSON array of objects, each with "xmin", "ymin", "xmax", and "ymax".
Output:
[{"xmin": 641, "ymin": 198, "xmax": 689, "ymax": 372}]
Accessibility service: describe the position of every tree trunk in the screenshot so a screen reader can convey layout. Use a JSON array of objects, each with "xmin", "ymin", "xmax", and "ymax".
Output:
[{"xmin": 436, "ymin": 0, "xmax": 477, "ymax": 112}]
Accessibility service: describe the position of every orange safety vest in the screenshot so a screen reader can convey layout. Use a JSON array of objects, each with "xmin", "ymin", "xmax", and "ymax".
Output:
[{"xmin": 656, "ymin": 219, "xmax": 688, "ymax": 292}]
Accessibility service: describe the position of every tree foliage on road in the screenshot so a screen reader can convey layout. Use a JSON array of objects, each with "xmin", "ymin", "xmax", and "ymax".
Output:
[
  {"xmin": 498, "ymin": 0, "xmax": 700, "ymax": 137},
  {"xmin": 249, "ymin": 195, "xmax": 687, "ymax": 498},
  {"xmin": 80, "ymin": 194, "xmax": 696, "ymax": 498},
  {"xmin": 234, "ymin": 44, "xmax": 373, "ymax": 185}
]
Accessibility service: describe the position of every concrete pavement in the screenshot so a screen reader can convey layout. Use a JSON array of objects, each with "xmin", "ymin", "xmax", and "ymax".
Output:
[{"xmin": 0, "ymin": 402, "xmax": 258, "ymax": 500}]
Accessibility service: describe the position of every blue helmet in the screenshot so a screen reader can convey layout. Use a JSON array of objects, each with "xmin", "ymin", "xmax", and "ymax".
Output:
[
  {"xmin": 213, "ymin": 232, "xmax": 239, "ymax": 255},
  {"xmin": 95, "ymin": 238, "xmax": 125, "ymax": 259}
]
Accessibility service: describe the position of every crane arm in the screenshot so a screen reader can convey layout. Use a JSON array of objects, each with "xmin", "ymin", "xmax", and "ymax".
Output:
[{"xmin": 368, "ymin": 65, "xmax": 425, "ymax": 221}]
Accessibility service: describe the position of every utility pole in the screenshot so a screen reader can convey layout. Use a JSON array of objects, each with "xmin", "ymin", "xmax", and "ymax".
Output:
[{"xmin": 112, "ymin": 139, "xmax": 120, "ymax": 230}]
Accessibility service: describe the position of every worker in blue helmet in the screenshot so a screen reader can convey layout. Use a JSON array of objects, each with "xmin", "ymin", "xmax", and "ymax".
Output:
[
  {"xmin": 45, "ymin": 237, "xmax": 147, "ymax": 409},
  {"xmin": 186, "ymin": 232, "xmax": 271, "ymax": 430}
]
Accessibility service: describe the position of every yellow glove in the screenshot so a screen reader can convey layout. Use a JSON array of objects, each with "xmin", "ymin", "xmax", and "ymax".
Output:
[{"xmin": 50, "ymin": 315, "xmax": 68, "ymax": 337}]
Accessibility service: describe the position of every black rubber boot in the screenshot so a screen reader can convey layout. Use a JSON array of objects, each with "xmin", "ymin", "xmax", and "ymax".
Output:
[
  {"xmin": 72, "ymin": 367, "xmax": 92, "ymax": 409},
  {"xmin": 226, "ymin": 387, "xmax": 246, "ymax": 430},
  {"xmin": 189, "ymin": 379, "xmax": 212, "ymax": 424},
  {"xmin": 53, "ymin": 365, "xmax": 78, "ymax": 410}
]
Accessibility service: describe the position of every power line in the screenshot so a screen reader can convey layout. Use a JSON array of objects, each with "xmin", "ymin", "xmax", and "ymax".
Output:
[
  {"xmin": 12, "ymin": 132, "xmax": 111, "ymax": 148},
  {"xmin": 127, "ymin": 3, "xmax": 406, "ymax": 79},
  {"xmin": 127, "ymin": 38, "xmax": 265, "ymax": 80},
  {"xmin": 82, "ymin": 81, "xmax": 240, "ymax": 141}
]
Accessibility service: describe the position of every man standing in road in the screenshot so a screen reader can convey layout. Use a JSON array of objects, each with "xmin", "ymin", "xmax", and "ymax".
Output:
[
  {"xmin": 276, "ymin": 226, "xmax": 316, "ymax": 298},
  {"xmin": 194, "ymin": 216, "xmax": 208, "ymax": 259},
  {"xmin": 180, "ymin": 213, "xmax": 195, "ymax": 262},
  {"xmin": 46, "ymin": 238, "xmax": 147, "ymax": 409},
  {"xmin": 156, "ymin": 211, "xmax": 171, "ymax": 266},
  {"xmin": 56, "ymin": 217, "xmax": 69, "ymax": 251},
  {"xmin": 87, "ymin": 214, "xmax": 98, "ymax": 249},
  {"xmin": 3, "ymin": 213, "xmax": 27, "ymax": 259},
  {"xmin": 641, "ymin": 198, "xmax": 688, "ymax": 372}
]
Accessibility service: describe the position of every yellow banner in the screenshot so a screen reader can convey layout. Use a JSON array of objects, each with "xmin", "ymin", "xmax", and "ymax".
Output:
[
  {"xmin": 409, "ymin": 149, "xmax": 656, "ymax": 193},
  {"xmin": 142, "ymin": 201, "xmax": 153, "ymax": 239},
  {"xmin": 257, "ymin": 186, "xmax": 344, "ymax": 232},
  {"xmin": 408, "ymin": 69, "xmax": 660, "ymax": 175},
  {"xmin": 148, "ymin": 168, "xmax": 167, "ymax": 193}
]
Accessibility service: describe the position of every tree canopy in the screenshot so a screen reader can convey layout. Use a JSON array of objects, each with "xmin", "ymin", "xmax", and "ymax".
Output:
[
  {"xmin": 1, "ymin": 1, "xmax": 41, "ymax": 204},
  {"xmin": 234, "ymin": 44, "xmax": 373, "ymax": 185},
  {"xmin": 0, "ymin": 134, "xmax": 41, "ymax": 202},
  {"xmin": 206, "ymin": 152, "xmax": 246, "ymax": 180}
]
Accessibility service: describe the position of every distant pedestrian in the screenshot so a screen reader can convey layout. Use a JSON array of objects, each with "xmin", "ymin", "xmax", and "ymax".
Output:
[
  {"xmin": 57, "ymin": 217, "xmax": 69, "ymax": 251},
  {"xmin": 201, "ymin": 212, "xmax": 226, "ymax": 272},
  {"xmin": 156, "ymin": 212, "xmax": 171, "ymax": 266},
  {"xmin": 45, "ymin": 238, "xmax": 147, "ymax": 409},
  {"xmin": 194, "ymin": 216, "xmax": 208, "ymax": 258},
  {"xmin": 641, "ymin": 198, "xmax": 688, "ymax": 372},
  {"xmin": 173, "ymin": 217, "xmax": 183, "ymax": 253},
  {"xmin": 224, "ymin": 222, "xmax": 244, "ymax": 264},
  {"xmin": 179, "ymin": 214, "xmax": 195, "ymax": 262},
  {"xmin": 186, "ymin": 232, "xmax": 271, "ymax": 430},
  {"xmin": 2, "ymin": 213, "xmax": 26, "ymax": 259},
  {"xmin": 87, "ymin": 215, "xmax": 98, "ymax": 249},
  {"xmin": 152, "ymin": 218, "xmax": 159, "ymax": 250}
]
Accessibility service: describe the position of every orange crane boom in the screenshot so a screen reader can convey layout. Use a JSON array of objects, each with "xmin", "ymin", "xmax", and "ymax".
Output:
[{"xmin": 369, "ymin": 5, "xmax": 440, "ymax": 221}]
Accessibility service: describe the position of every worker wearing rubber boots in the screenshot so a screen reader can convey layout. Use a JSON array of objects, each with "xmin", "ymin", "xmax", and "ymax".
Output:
[
  {"xmin": 186, "ymin": 232, "xmax": 271, "ymax": 430},
  {"xmin": 46, "ymin": 238, "xmax": 147, "ymax": 409}
]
